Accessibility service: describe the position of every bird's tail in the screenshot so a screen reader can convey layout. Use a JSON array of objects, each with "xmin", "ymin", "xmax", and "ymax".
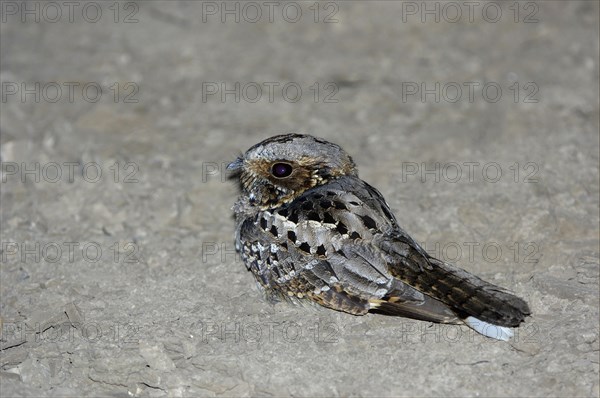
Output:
[
  {"xmin": 384, "ymin": 239, "xmax": 531, "ymax": 335},
  {"xmin": 417, "ymin": 257, "xmax": 530, "ymax": 327}
]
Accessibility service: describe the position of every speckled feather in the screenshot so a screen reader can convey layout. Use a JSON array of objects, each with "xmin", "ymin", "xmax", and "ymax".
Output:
[{"xmin": 228, "ymin": 133, "xmax": 530, "ymax": 338}]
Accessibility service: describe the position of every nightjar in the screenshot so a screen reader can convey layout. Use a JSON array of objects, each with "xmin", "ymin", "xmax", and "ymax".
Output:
[{"xmin": 228, "ymin": 133, "xmax": 530, "ymax": 340}]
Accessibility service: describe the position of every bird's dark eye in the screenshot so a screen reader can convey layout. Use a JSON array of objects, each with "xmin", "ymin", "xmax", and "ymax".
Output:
[{"xmin": 271, "ymin": 163, "xmax": 293, "ymax": 178}]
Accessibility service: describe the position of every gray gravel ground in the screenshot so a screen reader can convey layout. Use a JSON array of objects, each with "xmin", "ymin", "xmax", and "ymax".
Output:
[{"xmin": 1, "ymin": 1, "xmax": 599, "ymax": 397}]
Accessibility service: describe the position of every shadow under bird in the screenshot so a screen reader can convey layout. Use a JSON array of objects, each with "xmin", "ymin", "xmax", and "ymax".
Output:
[{"xmin": 227, "ymin": 133, "xmax": 530, "ymax": 340}]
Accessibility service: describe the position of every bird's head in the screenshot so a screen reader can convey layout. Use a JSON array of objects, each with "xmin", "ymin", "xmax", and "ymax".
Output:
[{"xmin": 228, "ymin": 133, "xmax": 357, "ymax": 209}]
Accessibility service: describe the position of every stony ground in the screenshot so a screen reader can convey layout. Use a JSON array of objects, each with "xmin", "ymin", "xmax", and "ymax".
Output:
[{"xmin": 1, "ymin": 1, "xmax": 598, "ymax": 397}]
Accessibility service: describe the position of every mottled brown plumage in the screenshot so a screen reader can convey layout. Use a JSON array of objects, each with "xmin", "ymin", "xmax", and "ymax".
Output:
[{"xmin": 228, "ymin": 133, "xmax": 530, "ymax": 340}]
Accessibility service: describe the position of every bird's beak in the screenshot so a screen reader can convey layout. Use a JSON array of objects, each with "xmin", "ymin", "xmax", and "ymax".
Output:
[{"xmin": 227, "ymin": 157, "xmax": 244, "ymax": 171}]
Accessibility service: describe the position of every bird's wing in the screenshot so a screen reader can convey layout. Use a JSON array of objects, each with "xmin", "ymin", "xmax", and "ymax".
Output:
[
  {"xmin": 355, "ymin": 180, "xmax": 531, "ymax": 327},
  {"xmin": 302, "ymin": 176, "xmax": 530, "ymax": 327}
]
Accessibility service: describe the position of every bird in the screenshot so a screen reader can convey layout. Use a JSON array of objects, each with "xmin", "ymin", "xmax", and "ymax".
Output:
[{"xmin": 227, "ymin": 133, "xmax": 531, "ymax": 341}]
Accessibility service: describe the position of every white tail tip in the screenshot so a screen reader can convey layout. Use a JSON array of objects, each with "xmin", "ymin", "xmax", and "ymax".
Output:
[{"xmin": 465, "ymin": 316, "xmax": 514, "ymax": 341}]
